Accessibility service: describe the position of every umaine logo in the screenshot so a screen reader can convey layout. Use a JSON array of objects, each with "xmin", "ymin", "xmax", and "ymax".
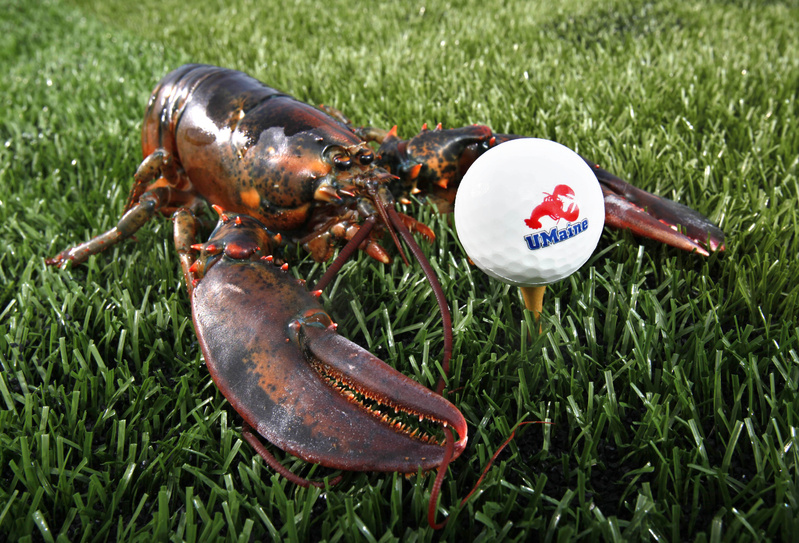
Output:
[{"xmin": 523, "ymin": 184, "xmax": 589, "ymax": 250}]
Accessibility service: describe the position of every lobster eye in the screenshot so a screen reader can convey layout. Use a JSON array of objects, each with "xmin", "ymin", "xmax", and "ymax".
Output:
[
  {"xmin": 332, "ymin": 154, "xmax": 352, "ymax": 170},
  {"xmin": 358, "ymin": 152, "xmax": 374, "ymax": 165}
]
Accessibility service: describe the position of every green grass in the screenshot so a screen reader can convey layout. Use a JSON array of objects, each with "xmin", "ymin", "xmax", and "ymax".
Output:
[{"xmin": 1, "ymin": 0, "xmax": 798, "ymax": 540}]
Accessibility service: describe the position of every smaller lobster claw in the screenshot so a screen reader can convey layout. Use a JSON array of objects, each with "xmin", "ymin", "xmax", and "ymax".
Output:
[
  {"xmin": 377, "ymin": 127, "xmax": 725, "ymax": 256},
  {"xmin": 587, "ymin": 161, "xmax": 725, "ymax": 255}
]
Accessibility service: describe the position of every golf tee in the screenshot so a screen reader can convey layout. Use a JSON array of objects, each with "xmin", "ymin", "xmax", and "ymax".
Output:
[{"xmin": 520, "ymin": 285, "xmax": 546, "ymax": 327}]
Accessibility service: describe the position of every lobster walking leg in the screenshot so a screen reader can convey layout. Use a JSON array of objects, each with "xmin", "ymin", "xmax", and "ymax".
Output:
[
  {"xmin": 123, "ymin": 149, "xmax": 176, "ymax": 211},
  {"xmin": 47, "ymin": 185, "xmax": 172, "ymax": 266},
  {"xmin": 47, "ymin": 149, "xmax": 196, "ymax": 267},
  {"xmin": 173, "ymin": 208, "xmax": 201, "ymax": 295}
]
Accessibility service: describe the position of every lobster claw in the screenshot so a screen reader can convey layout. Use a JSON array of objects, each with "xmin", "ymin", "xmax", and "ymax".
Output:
[
  {"xmin": 378, "ymin": 127, "xmax": 725, "ymax": 256},
  {"xmin": 190, "ymin": 223, "xmax": 467, "ymax": 473},
  {"xmin": 586, "ymin": 161, "xmax": 725, "ymax": 255}
]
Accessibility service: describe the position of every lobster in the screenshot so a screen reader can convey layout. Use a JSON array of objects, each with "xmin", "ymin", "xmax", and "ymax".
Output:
[{"xmin": 47, "ymin": 64, "xmax": 725, "ymax": 527}]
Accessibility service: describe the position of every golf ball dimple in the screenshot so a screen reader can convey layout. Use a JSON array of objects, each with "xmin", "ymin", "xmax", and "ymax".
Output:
[{"xmin": 454, "ymin": 138, "xmax": 605, "ymax": 287}]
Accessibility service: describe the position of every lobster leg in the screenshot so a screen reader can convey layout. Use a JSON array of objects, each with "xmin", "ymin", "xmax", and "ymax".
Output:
[
  {"xmin": 47, "ymin": 185, "xmax": 172, "ymax": 266},
  {"xmin": 47, "ymin": 149, "xmax": 198, "ymax": 267},
  {"xmin": 186, "ymin": 212, "xmax": 468, "ymax": 475},
  {"xmin": 173, "ymin": 208, "xmax": 201, "ymax": 295},
  {"xmin": 122, "ymin": 149, "xmax": 176, "ymax": 211}
]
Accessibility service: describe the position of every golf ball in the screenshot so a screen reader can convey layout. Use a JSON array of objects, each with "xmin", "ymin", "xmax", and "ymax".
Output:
[{"xmin": 454, "ymin": 138, "xmax": 605, "ymax": 286}]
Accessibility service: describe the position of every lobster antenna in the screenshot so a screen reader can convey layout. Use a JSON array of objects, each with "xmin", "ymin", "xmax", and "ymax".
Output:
[
  {"xmin": 371, "ymin": 189, "xmax": 410, "ymax": 266},
  {"xmin": 241, "ymin": 422, "xmax": 344, "ymax": 489},
  {"xmin": 427, "ymin": 427, "xmax": 455, "ymax": 529},
  {"xmin": 386, "ymin": 206, "xmax": 453, "ymax": 395}
]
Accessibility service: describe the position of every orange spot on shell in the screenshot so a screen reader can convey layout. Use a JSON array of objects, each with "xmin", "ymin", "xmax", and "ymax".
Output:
[{"xmin": 240, "ymin": 188, "xmax": 261, "ymax": 210}]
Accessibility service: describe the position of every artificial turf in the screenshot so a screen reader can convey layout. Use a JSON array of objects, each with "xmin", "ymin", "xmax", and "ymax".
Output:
[{"xmin": 1, "ymin": 0, "xmax": 798, "ymax": 540}]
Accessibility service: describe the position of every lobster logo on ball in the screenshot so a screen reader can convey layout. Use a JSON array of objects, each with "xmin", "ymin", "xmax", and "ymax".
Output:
[
  {"xmin": 524, "ymin": 184, "xmax": 580, "ymax": 229},
  {"xmin": 523, "ymin": 184, "xmax": 590, "ymax": 251}
]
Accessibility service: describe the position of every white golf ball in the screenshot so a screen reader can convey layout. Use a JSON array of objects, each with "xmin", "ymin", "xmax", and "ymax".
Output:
[{"xmin": 454, "ymin": 138, "xmax": 605, "ymax": 287}]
